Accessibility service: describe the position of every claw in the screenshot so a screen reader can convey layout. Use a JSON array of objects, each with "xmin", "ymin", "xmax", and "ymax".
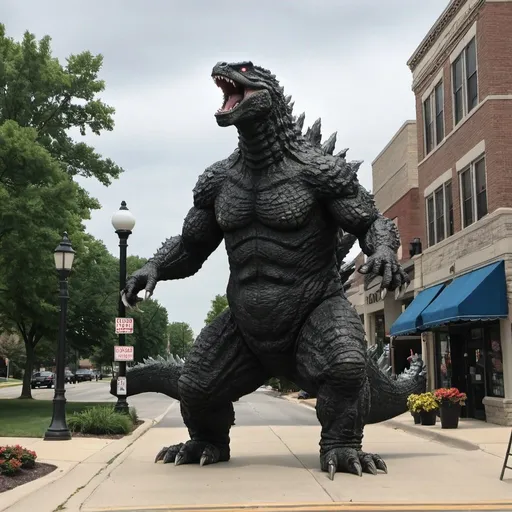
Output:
[
  {"xmin": 200, "ymin": 453, "xmax": 209, "ymax": 467},
  {"xmin": 375, "ymin": 458, "xmax": 388, "ymax": 474},
  {"xmin": 350, "ymin": 460, "xmax": 363, "ymax": 477},
  {"xmin": 175, "ymin": 453, "xmax": 185, "ymax": 466},
  {"xmin": 145, "ymin": 289, "xmax": 152, "ymax": 300},
  {"xmin": 163, "ymin": 449, "xmax": 176, "ymax": 464},
  {"xmin": 121, "ymin": 292, "xmax": 131, "ymax": 309},
  {"xmin": 154, "ymin": 447, "xmax": 168, "ymax": 463},
  {"xmin": 328, "ymin": 461, "xmax": 336, "ymax": 480},
  {"xmin": 365, "ymin": 460, "xmax": 377, "ymax": 475}
]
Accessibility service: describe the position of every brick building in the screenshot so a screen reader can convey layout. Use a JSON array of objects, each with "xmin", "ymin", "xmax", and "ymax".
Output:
[
  {"xmin": 390, "ymin": 0, "xmax": 512, "ymax": 425},
  {"xmin": 347, "ymin": 121, "xmax": 422, "ymax": 372}
]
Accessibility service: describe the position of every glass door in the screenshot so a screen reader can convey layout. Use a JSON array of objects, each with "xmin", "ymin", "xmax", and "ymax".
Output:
[{"xmin": 465, "ymin": 327, "xmax": 487, "ymax": 420}]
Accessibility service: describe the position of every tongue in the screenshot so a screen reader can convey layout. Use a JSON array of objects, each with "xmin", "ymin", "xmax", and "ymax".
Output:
[{"xmin": 224, "ymin": 93, "xmax": 243, "ymax": 111}]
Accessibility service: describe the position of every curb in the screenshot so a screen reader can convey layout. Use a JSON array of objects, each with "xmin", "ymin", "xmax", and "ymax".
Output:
[
  {"xmin": 282, "ymin": 393, "xmax": 482, "ymax": 452},
  {"xmin": 2, "ymin": 402, "xmax": 175, "ymax": 512},
  {"xmin": 383, "ymin": 419, "xmax": 480, "ymax": 451}
]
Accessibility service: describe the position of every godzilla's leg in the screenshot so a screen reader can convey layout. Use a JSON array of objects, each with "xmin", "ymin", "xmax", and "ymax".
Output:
[
  {"xmin": 295, "ymin": 294, "xmax": 387, "ymax": 479},
  {"xmin": 155, "ymin": 309, "xmax": 267, "ymax": 466}
]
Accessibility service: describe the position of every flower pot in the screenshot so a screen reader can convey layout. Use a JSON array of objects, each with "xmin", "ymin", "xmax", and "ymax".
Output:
[
  {"xmin": 440, "ymin": 403, "xmax": 461, "ymax": 429},
  {"xmin": 420, "ymin": 409, "xmax": 437, "ymax": 426},
  {"xmin": 411, "ymin": 411, "xmax": 421, "ymax": 424}
]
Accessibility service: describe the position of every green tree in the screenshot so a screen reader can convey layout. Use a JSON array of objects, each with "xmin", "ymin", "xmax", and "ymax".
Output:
[
  {"xmin": 0, "ymin": 24, "xmax": 123, "ymax": 186},
  {"xmin": 0, "ymin": 121, "xmax": 84, "ymax": 397},
  {"xmin": 167, "ymin": 322, "xmax": 194, "ymax": 358},
  {"xmin": 0, "ymin": 25, "xmax": 124, "ymax": 398},
  {"xmin": 204, "ymin": 294, "xmax": 228, "ymax": 326}
]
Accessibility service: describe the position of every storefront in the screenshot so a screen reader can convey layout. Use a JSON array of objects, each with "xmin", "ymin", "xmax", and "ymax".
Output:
[{"xmin": 390, "ymin": 259, "xmax": 511, "ymax": 424}]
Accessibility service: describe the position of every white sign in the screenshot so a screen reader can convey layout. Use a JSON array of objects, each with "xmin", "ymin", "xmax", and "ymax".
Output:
[
  {"xmin": 117, "ymin": 376, "xmax": 127, "ymax": 395},
  {"xmin": 114, "ymin": 345, "xmax": 134, "ymax": 361},
  {"xmin": 115, "ymin": 317, "xmax": 134, "ymax": 334}
]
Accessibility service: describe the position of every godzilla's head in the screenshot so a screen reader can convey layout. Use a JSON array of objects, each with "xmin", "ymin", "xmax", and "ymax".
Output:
[{"xmin": 212, "ymin": 61, "xmax": 285, "ymax": 127}]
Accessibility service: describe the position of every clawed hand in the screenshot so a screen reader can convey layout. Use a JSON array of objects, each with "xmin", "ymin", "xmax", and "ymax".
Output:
[
  {"xmin": 121, "ymin": 263, "xmax": 159, "ymax": 311},
  {"xmin": 358, "ymin": 247, "xmax": 410, "ymax": 293}
]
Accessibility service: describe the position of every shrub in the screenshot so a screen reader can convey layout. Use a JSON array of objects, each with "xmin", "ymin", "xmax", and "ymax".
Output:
[
  {"xmin": 0, "ymin": 445, "xmax": 37, "ymax": 475},
  {"xmin": 68, "ymin": 405, "xmax": 133, "ymax": 435},
  {"xmin": 129, "ymin": 407, "xmax": 139, "ymax": 424}
]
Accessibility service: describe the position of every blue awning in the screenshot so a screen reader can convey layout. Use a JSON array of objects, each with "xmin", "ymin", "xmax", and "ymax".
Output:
[
  {"xmin": 389, "ymin": 283, "xmax": 445, "ymax": 336},
  {"xmin": 421, "ymin": 260, "xmax": 508, "ymax": 329}
]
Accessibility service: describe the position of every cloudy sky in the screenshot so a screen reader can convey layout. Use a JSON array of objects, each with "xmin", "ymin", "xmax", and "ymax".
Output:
[{"xmin": 3, "ymin": 0, "xmax": 447, "ymax": 336}]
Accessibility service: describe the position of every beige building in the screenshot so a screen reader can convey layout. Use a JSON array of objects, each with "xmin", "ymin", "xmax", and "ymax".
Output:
[{"xmin": 347, "ymin": 121, "xmax": 422, "ymax": 375}]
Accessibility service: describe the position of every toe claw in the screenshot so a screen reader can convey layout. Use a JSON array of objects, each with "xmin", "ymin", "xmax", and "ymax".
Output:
[
  {"xmin": 351, "ymin": 460, "xmax": 363, "ymax": 477},
  {"xmin": 154, "ymin": 447, "xmax": 167, "ymax": 463},
  {"xmin": 365, "ymin": 461, "xmax": 377, "ymax": 475},
  {"xmin": 175, "ymin": 453, "xmax": 185, "ymax": 466},
  {"xmin": 200, "ymin": 453, "xmax": 209, "ymax": 467},
  {"xmin": 328, "ymin": 461, "xmax": 336, "ymax": 480},
  {"xmin": 162, "ymin": 449, "xmax": 176, "ymax": 464},
  {"xmin": 375, "ymin": 458, "xmax": 388, "ymax": 474}
]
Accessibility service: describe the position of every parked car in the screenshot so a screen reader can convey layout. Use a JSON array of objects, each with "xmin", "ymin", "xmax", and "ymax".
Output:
[
  {"xmin": 31, "ymin": 371, "xmax": 55, "ymax": 389},
  {"xmin": 75, "ymin": 369, "xmax": 94, "ymax": 382},
  {"xmin": 65, "ymin": 370, "xmax": 77, "ymax": 384}
]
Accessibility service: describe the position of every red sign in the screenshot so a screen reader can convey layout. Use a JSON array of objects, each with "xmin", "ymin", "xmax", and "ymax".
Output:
[
  {"xmin": 115, "ymin": 317, "xmax": 134, "ymax": 334},
  {"xmin": 114, "ymin": 345, "xmax": 134, "ymax": 362}
]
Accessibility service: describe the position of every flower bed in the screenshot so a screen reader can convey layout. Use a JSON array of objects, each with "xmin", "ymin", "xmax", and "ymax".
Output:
[{"xmin": 0, "ymin": 445, "xmax": 56, "ymax": 494}]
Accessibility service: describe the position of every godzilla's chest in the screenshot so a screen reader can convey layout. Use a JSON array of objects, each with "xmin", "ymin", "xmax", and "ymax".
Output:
[{"xmin": 215, "ymin": 173, "xmax": 316, "ymax": 232}]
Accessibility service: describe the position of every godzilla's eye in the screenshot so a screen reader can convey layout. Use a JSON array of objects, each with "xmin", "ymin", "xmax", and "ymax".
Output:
[{"xmin": 241, "ymin": 67, "xmax": 247, "ymax": 72}]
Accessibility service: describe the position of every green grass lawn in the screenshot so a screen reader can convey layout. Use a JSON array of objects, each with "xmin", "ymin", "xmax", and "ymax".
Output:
[{"xmin": 0, "ymin": 399, "xmax": 108, "ymax": 437}]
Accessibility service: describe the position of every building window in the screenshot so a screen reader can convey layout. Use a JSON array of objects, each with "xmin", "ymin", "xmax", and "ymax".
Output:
[
  {"xmin": 425, "ymin": 181, "xmax": 454, "ymax": 246},
  {"xmin": 423, "ymin": 81, "xmax": 444, "ymax": 154},
  {"xmin": 460, "ymin": 156, "xmax": 487, "ymax": 228},
  {"xmin": 452, "ymin": 37, "xmax": 478, "ymax": 125}
]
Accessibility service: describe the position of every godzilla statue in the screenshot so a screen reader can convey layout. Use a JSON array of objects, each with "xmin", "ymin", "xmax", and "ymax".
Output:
[{"xmin": 119, "ymin": 61, "xmax": 426, "ymax": 480}]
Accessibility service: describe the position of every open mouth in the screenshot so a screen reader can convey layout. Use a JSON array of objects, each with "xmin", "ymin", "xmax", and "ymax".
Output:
[{"xmin": 213, "ymin": 74, "xmax": 255, "ymax": 114}]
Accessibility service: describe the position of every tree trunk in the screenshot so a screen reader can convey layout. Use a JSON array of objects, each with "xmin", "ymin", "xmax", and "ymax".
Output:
[{"xmin": 19, "ymin": 342, "xmax": 34, "ymax": 399}]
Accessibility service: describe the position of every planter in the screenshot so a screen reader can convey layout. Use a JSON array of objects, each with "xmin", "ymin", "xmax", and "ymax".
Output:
[
  {"xmin": 419, "ymin": 409, "xmax": 437, "ymax": 426},
  {"xmin": 439, "ymin": 402, "xmax": 461, "ymax": 429},
  {"xmin": 411, "ymin": 411, "xmax": 421, "ymax": 424}
]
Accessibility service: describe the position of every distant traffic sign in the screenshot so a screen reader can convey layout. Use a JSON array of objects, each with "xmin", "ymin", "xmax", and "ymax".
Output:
[
  {"xmin": 115, "ymin": 317, "xmax": 134, "ymax": 334},
  {"xmin": 114, "ymin": 345, "xmax": 134, "ymax": 362}
]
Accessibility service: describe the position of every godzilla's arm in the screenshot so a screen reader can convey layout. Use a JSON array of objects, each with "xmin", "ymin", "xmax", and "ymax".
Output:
[
  {"xmin": 307, "ymin": 160, "xmax": 400, "ymax": 255},
  {"xmin": 327, "ymin": 183, "xmax": 400, "ymax": 256},
  {"xmin": 148, "ymin": 205, "xmax": 223, "ymax": 282}
]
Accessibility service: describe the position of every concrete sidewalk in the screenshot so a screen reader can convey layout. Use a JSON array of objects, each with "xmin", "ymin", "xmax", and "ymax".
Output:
[
  {"xmin": 1, "ymin": 404, "xmax": 174, "ymax": 512},
  {"xmin": 67, "ymin": 417, "xmax": 511, "ymax": 511}
]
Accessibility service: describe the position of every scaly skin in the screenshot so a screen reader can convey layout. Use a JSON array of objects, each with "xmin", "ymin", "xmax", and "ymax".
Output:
[{"xmin": 121, "ymin": 61, "xmax": 418, "ymax": 479}]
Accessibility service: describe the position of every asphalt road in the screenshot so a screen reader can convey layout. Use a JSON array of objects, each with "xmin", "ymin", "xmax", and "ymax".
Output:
[
  {"xmin": 0, "ymin": 380, "xmax": 172, "ymax": 420},
  {"xmin": 156, "ymin": 387, "xmax": 319, "ymax": 428}
]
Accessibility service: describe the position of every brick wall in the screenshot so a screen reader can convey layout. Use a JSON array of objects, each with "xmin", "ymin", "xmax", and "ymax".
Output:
[
  {"xmin": 383, "ymin": 188, "xmax": 421, "ymax": 261},
  {"xmin": 414, "ymin": 3, "xmax": 512, "ymax": 246}
]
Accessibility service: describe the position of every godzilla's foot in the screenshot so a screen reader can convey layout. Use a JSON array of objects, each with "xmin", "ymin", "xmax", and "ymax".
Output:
[
  {"xmin": 154, "ymin": 440, "xmax": 230, "ymax": 466},
  {"xmin": 321, "ymin": 448, "xmax": 387, "ymax": 480}
]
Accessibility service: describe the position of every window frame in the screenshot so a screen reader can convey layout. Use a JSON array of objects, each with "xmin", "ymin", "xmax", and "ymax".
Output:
[
  {"xmin": 425, "ymin": 180, "xmax": 454, "ymax": 247},
  {"xmin": 452, "ymin": 36, "xmax": 479, "ymax": 126},
  {"xmin": 459, "ymin": 155, "xmax": 488, "ymax": 229},
  {"xmin": 423, "ymin": 80, "xmax": 445, "ymax": 155}
]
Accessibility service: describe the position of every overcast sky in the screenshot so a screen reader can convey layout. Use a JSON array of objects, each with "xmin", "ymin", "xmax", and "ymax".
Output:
[{"xmin": 2, "ymin": 0, "xmax": 448, "ymax": 336}]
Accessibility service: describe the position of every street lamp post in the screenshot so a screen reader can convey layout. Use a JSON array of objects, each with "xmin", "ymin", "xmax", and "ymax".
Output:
[
  {"xmin": 44, "ymin": 232, "xmax": 75, "ymax": 441},
  {"xmin": 111, "ymin": 201, "xmax": 136, "ymax": 413}
]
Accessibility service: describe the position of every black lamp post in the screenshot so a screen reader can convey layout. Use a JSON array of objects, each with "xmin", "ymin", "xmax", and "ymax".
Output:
[
  {"xmin": 44, "ymin": 232, "xmax": 75, "ymax": 441},
  {"xmin": 111, "ymin": 201, "xmax": 136, "ymax": 413}
]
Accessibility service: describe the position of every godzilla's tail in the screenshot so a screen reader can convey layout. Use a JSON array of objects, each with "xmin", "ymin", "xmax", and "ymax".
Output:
[
  {"xmin": 114, "ymin": 348, "xmax": 426, "ymax": 425},
  {"xmin": 365, "ymin": 345, "xmax": 427, "ymax": 424}
]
